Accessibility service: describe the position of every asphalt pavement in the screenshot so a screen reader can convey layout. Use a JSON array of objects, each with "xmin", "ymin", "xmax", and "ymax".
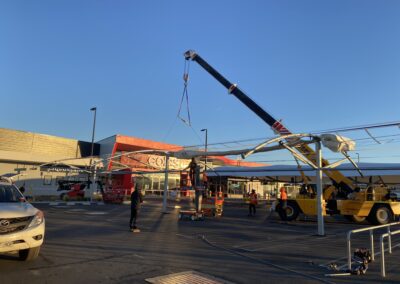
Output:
[{"xmin": 1, "ymin": 198, "xmax": 400, "ymax": 284}]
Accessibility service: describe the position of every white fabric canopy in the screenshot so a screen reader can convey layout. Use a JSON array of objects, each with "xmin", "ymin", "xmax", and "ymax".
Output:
[{"xmin": 206, "ymin": 163, "xmax": 400, "ymax": 184}]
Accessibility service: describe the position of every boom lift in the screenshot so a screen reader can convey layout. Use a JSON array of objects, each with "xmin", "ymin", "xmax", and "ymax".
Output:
[{"xmin": 184, "ymin": 50, "xmax": 400, "ymax": 225}]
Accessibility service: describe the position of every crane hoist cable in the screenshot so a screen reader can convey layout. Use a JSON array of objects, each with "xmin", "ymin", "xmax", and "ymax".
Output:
[{"xmin": 177, "ymin": 59, "xmax": 192, "ymax": 126}]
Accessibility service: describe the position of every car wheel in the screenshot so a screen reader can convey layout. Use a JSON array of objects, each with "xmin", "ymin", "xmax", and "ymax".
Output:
[
  {"xmin": 369, "ymin": 205, "xmax": 393, "ymax": 225},
  {"xmin": 277, "ymin": 202, "xmax": 300, "ymax": 221},
  {"xmin": 19, "ymin": 246, "xmax": 41, "ymax": 261},
  {"xmin": 285, "ymin": 203, "xmax": 300, "ymax": 221}
]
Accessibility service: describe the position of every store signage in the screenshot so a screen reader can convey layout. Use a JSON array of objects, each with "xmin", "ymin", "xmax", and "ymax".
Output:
[
  {"xmin": 147, "ymin": 155, "xmax": 189, "ymax": 170},
  {"xmin": 120, "ymin": 153, "xmax": 190, "ymax": 170}
]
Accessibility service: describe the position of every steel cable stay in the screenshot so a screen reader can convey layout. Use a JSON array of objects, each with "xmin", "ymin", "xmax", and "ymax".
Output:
[
  {"xmin": 161, "ymin": 128, "xmax": 400, "ymax": 154},
  {"xmin": 309, "ymin": 120, "xmax": 400, "ymax": 135},
  {"xmin": 176, "ymin": 133, "xmax": 400, "ymax": 158}
]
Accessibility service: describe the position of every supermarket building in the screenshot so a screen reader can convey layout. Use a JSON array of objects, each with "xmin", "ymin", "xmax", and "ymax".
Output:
[{"xmin": 0, "ymin": 128, "xmax": 265, "ymax": 198}]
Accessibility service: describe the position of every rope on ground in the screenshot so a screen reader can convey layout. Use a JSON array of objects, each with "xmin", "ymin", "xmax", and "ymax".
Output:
[{"xmin": 199, "ymin": 234, "xmax": 336, "ymax": 284}]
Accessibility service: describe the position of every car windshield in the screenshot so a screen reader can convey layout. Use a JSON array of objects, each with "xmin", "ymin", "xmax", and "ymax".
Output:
[{"xmin": 0, "ymin": 184, "xmax": 24, "ymax": 202}]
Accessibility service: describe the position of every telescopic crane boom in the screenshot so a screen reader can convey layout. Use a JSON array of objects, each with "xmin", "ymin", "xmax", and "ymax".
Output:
[{"xmin": 184, "ymin": 50, "xmax": 354, "ymax": 195}]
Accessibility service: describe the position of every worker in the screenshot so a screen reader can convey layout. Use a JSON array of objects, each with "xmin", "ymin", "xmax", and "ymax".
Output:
[
  {"xmin": 248, "ymin": 189, "xmax": 258, "ymax": 216},
  {"xmin": 279, "ymin": 187, "xmax": 288, "ymax": 221},
  {"xmin": 188, "ymin": 157, "xmax": 198, "ymax": 187},
  {"xmin": 129, "ymin": 184, "xmax": 143, "ymax": 232},
  {"xmin": 202, "ymin": 171, "xmax": 208, "ymax": 197},
  {"xmin": 183, "ymin": 158, "xmax": 203, "ymax": 212}
]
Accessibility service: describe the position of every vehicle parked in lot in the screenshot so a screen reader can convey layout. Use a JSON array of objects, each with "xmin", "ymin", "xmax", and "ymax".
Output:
[
  {"xmin": 57, "ymin": 180, "xmax": 87, "ymax": 201},
  {"xmin": 0, "ymin": 177, "xmax": 45, "ymax": 261}
]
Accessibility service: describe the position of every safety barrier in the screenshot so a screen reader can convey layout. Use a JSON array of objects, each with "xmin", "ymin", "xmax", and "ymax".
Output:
[
  {"xmin": 380, "ymin": 229, "xmax": 400, "ymax": 277},
  {"xmin": 346, "ymin": 221, "xmax": 400, "ymax": 270}
]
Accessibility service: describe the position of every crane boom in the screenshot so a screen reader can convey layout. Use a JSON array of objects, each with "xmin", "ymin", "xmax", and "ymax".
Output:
[
  {"xmin": 184, "ymin": 50, "xmax": 277, "ymax": 127},
  {"xmin": 184, "ymin": 50, "xmax": 354, "ymax": 195}
]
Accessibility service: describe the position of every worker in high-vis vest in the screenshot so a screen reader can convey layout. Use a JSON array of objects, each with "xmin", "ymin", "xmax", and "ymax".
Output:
[
  {"xmin": 248, "ymin": 189, "xmax": 258, "ymax": 216},
  {"xmin": 279, "ymin": 187, "xmax": 288, "ymax": 221}
]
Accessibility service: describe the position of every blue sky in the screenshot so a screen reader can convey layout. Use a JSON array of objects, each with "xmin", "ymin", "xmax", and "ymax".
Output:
[{"xmin": 1, "ymin": 1, "xmax": 399, "ymax": 164}]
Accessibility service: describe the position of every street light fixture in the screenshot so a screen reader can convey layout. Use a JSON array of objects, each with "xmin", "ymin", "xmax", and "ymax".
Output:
[{"xmin": 201, "ymin": 129, "xmax": 208, "ymax": 171}]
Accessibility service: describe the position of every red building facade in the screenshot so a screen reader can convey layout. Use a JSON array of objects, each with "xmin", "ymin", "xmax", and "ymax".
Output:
[{"xmin": 97, "ymin": 134, "xmax": 266, "ymax": 194}]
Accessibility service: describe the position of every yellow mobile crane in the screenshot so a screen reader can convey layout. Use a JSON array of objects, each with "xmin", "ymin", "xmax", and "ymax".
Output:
[{"xmin": 184, "ymin": 50, "xmax": 400, "ymax": 225}]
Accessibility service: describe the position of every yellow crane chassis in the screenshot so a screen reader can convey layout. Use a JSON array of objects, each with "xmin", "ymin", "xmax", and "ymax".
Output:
[{"xmin": 282, "ymin": 198, "xmax": 400, "ymax": 225}]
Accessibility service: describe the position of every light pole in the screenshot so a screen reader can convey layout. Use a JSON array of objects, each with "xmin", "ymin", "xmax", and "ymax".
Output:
[
  {"xmin": 88, "ymin": 107, "xmax": 97, "ymax": 201},
  {"xmin": 356, "ymin": 152, "xmax": 360, "ymax": 164},
  {"xmin": 90, "ymin": 107, "xmax": 97, "ymax": 158},
  {"xmin": 201, "ymin": 129, "xmax": 208, "ymax": 171}
]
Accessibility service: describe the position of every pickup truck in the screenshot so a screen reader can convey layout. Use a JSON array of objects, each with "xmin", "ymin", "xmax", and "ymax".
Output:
[{"xmin": 0, "ymin": 178, "xmax": 45, "ymax": 261}]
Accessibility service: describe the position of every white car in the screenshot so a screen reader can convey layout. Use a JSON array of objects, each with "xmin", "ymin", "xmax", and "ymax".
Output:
[{"xmin": 0, "ymin": 179, "xmax": 45, "ymax": 261}]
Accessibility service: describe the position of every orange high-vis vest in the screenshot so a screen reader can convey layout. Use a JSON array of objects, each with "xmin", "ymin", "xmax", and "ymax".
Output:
[
  {"xmin": 280, "ymin": 189, "xmax": 287, "ymax": 200},
  {"xmin": 250, "ymin": 193, "xmax": 258, "ymax": 205}
]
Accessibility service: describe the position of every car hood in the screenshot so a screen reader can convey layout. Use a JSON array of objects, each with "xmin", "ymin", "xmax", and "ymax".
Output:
[{"xmin": 0, "ymin": 202, "xmax": 38, "ymax": 218}]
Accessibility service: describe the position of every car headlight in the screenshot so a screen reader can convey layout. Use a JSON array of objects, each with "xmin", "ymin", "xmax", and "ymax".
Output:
[{"xmin": 28, "ymin": 210, "xmax": 44, "ymax": 228}]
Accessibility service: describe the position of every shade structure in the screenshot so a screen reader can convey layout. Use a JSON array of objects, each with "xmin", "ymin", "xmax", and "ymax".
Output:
[{"xmin": 206, "ymin": 163, "xmax": 400, "ymax": 184}]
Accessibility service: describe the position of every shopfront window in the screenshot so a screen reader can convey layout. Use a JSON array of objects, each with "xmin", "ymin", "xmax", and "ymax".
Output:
[
  {"xmin": 168, "ymin": 178, "xmax": 176, "ymax": 189},
  {"xmin": 140, "ymin": 174, "xmax": 181, "ymax": 195},
  {"xmin": 152, "ymin": 177, "xmax": 159, "ymax": 190},
  {"xmin": 135, "ymin": 176, "xmax": 143, "ymax": 188},
  {"xmin": 141, "ymin": 176, "xmax": 151, "ymax": 190},
  {"xmin": 228, "ymin": 180, "xmax": 246, "ymax": 196}
]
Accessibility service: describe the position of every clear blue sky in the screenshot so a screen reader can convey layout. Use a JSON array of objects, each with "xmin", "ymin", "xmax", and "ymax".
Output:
[{"xmin": 1, "ymin": 1, "xmax": 399, "ymax": 164}]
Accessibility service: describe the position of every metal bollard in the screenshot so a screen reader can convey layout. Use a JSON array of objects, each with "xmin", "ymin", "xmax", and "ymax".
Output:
[
  {"xmin": 381, "ymin": 236, "xmax": 386, "ymax": 277},
  {"xmin": 347, "ymin": 232, "xmax": 352, "ymax": 270},
  {"xmin": 370, "ymin": 230, "xmax": 375, "ymax": 261}
]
